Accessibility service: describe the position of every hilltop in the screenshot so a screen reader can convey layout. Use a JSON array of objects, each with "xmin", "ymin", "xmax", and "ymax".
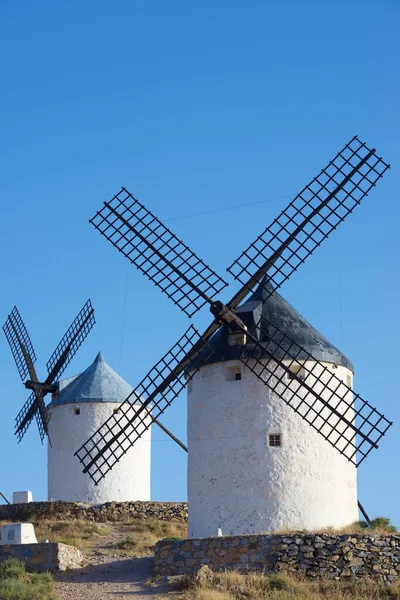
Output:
[{"xmin": 1, "ymin": 502, "xmax": 399, "ymax": 600}]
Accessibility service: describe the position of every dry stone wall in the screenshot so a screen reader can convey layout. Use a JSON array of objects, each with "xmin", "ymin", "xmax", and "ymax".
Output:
[
  {"xmin": 0, "ymin": 542, "xmax": 83, "ymax": 572},
  {"xmin": 154, "ymin": 533, "xmax": 400, "ymax": 581},
  {"xmin": 0, "ymin": 501, "xmax": 188, "ymax": 523}
]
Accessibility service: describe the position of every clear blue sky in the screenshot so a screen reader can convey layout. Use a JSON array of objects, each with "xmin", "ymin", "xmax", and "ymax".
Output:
[{"xmin": 0, "ymin": 1, "xmax": 399, "ymax": 525}]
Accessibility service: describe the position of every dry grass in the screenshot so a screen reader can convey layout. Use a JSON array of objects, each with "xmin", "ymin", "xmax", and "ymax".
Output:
[
  {"xmin": 114, "ymin": 517, "xmax": 187, "ymax": 557},
  {"xmin": 0, "ymin": 519, "xmax": 110, "ymax": 549},
  {"xmin": 34, "ymin": 519, "xmax": 110, "ymax": 548},
  {"xmin": 0, "ymin": 515, "xmax": 186, "ymax": 556},
  {"xmin": 183, "ymin": 569, "xmax": 400, "ymax": 600},
  {"xmin": 193, "ymin": 591, "xmax": 231, "ymax": 600},
  {"xmin": 276, "ymin": 517, "xmax": 398, "ymax": 537}
]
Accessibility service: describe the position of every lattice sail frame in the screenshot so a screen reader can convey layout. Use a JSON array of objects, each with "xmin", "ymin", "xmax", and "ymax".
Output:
[
  {"xmin": 15, "ymin": 392, "xmax": 38, "ymax": 442},
  {"xmin": 240, "ymin": 320, "xmax": 392, "ymax": 466},
  {"xmin": 227, "ymin": 136, "xmax": 390, "ymax": 299},
  {"xmin": 35, "ymin": 407, "xmax": 47, "ymax": 442},
  {"xmin": 75, "ymin": 325, "xmax": 213, "ymax": 484},
  {"xmin": 46, "ymin": 299, "xmax": 95, "ymax": 382},
  {"xmin": 3, "ymin": 307, "xmax": 37, "ymax": 382},
  {"xmin": 89, "ymin": 188, "xmax": 228, "ymax": 317}
]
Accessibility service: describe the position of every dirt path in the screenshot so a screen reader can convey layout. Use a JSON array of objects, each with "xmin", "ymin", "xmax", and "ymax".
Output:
[
  {"xmin": 55, "ymin": 524, "xmax": 183, "ymax": 600},
  {"xmin": 55, "ymin": 556, "xmax": 182, "ymax": 599}
]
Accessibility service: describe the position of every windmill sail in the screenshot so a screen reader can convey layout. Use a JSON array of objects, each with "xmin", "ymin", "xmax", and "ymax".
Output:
[
  {"xmin": 3, "ymin": 307, "xmax": 37, "ymax": 382},
  {"xmin": 90, "ymin": 188, "xmax": 228, "ymax": 317},
  {"xmin": 227, "ymin": 137, "xmax": 390, "ymax": 308},
  {"xmin": 238, "ymin": 318, "xmax": 392, "ymax": 466},
  {"xmin": 46, "ymin": 299, "xmax": 95, "ymax": 383},
  {"xmin": 15, "ymin": 392, "xmax": 40, "ymax": 442}
]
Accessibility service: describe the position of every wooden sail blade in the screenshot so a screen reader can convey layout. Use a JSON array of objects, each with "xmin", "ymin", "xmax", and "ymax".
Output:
[
  {"xmin": 90, "ymin": 188, "xmax": 228, "ymax": 317},
  {"xmin": 227, "ymin": 137, "xmax": 389, "ymax": 309}
]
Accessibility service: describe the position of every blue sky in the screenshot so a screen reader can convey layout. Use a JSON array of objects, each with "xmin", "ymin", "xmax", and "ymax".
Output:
[{"xmin": 0, "ymin": 1, "xmax": 399, "ymax": 525}]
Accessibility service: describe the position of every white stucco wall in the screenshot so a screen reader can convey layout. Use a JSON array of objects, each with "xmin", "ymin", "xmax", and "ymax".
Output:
[
  {"xmin": 47, "ymin": 402, "xmax": 151, "ymax": 503},
  {"xmin": 187, "ymin": 359, "xmax": 358, "ymax": 538}
]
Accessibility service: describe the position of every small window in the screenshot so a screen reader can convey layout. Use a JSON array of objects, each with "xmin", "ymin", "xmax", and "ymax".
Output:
[
  {"xmin": 226, "ymin": 366, "xmax": 242, "ymax": 381},
  {"xmin": 113, "ymin": 408, "xmax": 120, "ymax": 415},
  {"xmin": 74, "ymin": 408, "xmax": 80, "ymax": 415},
  {"xmin": 268, "ymin": 433, "xmax": 282, "ymax": 447},
  {"xmin": 287, "ymin": 364, "xmax": 305, "ymax": 381}
]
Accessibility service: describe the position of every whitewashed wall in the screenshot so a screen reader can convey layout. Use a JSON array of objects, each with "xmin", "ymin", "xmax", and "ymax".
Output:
[
  {"xmin": 47, "ymin": 402, "xmax": 151, "ymax": 503},
  {"xmin": 187, "ymin": 359, "xmax": 358, "ymax": 538}
]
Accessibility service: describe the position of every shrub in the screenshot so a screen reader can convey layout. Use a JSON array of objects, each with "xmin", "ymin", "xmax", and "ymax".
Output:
[
  {"xmin": 370, "ymin": 517, "xmax": 397, "ymax": 532},
  {"xmin": 116, "ymin": 535, "xmax": 138, "ymax": 551},
  {"xmin": 0, "ymin": 559, "xmax": 56, "ymax": 600},
  {"xmin": 356, "ymin": 517, "xmax": 397, "ymax": 534}
]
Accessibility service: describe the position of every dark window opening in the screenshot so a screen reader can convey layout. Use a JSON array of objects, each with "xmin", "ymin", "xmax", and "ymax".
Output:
[
  {"xmin": 226, "ymin": 366, "xmax": 242, "ymax": 381},
  {"xmin": 269, "ymin": 433, "xmax": 282, "ymax": 447},
  {"xmin": 74, "ymin": 408, "xmax": 80, "ymax": 415}
]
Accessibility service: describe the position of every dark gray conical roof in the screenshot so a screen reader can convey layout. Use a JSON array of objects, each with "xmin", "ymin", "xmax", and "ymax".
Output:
[
  {"xmin": 199, "ymin": 279, "xmax": 353, "ymax": 371},
  {"xmin": 48, "ymin": 352, "xmax": 136, "ymax": 407}
]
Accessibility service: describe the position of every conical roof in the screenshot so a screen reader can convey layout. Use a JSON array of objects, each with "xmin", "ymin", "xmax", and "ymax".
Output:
[
  {"xmin": 48, "ymin": 352, "xmax": 135, "ymax": 406},
  {"xmin": 197, "ymin": 279, "xmax": 353, "ymax": 371}
]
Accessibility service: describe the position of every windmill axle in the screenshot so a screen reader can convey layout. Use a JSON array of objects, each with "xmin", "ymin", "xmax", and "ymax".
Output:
[
  {"xmin": 24, "ymin": 380, "xmax": 57, "ymax": 395},
  {"xmin": 210, "ymin": 300, "xmax": 245, "ymax": 329}
]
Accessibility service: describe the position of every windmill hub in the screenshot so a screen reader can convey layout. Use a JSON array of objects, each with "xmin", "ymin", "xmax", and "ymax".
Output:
[{"xmin": 210, "ymin": 301, "xmax": 247, "ymax": 345}]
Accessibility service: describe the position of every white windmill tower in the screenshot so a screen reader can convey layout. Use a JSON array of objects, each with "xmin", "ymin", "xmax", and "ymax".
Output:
[
  {"xmin": 2, "ymin": 301, "xmax": 151, "ymax": 503},
  {"xmin": 76, "ymin": 136, "xmax": 392, "ymax": 536},
  {"xmin": 187, "ymin": 280, "xmax": 358, "ymax": 536},
  {"xmin": 47, "ymin": 351, "xmax": 151, "ymax": 503}
]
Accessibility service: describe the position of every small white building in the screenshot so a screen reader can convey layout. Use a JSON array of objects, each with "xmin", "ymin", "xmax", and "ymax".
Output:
[
  {"xmin": 187, "ymin": 281, "xmax": 358, "ymax": 537},
  {"xmin": 47, "ymin": 352, "xmax": 151, "ymax": 504}
]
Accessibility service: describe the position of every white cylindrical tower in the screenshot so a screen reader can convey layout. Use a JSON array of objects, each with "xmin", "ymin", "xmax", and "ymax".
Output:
[
  {"xmin": 188, "ymin": 282, "xmax": 358, "ymax": 538},
  {"xmin": 47, "ymin": 352, "xmax": 151, "ymax": 503}
]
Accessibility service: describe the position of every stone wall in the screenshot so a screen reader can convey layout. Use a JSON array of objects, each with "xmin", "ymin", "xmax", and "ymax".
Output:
[
  {"xmin": 0, "ymin": 500, "xmax": 188, "ymax": 523},
  {"xmin": 0, "ymin": 542, "xmax": 83, "ymax": 572},
  {"xmin": 154, "ymin": 533, "xmax": 400, "ymax": 581}
]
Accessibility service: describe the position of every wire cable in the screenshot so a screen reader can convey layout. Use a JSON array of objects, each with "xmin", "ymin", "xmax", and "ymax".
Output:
[{"xmin": 163, "ymin": 194, "xmax": 293, "ymax": 222}]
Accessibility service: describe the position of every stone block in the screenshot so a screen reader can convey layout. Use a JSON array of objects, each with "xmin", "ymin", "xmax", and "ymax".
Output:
[
  {"xmin": 0, "ymin": 542, "xmax": 82, "ymax": 572},
  {"xmin": 1, "ymin": 523, "xmax": 37, "ymax": 545},
  {"xmin": 12, "ymin": 491, "xmax": 32, "ymax": 504}
]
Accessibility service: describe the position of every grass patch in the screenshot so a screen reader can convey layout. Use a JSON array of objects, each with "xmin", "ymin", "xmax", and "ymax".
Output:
[
  {"xmin": 114, "ymin": 517, "xmax": 187, "ymax": 557},
  {"xmin": 32, "ymin": 520, "xmax": 110, "ymax": 549},
  {"xmin": 116, "ymin": 535, "xmax": 138, "ymax": 551},
  {"xmin": 183, "ymin": 568, "xmax": 400, "ymax": 600},
  {"xmin": 0, "ymin": 559, "xmax": 56, "ymax": 600}
]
